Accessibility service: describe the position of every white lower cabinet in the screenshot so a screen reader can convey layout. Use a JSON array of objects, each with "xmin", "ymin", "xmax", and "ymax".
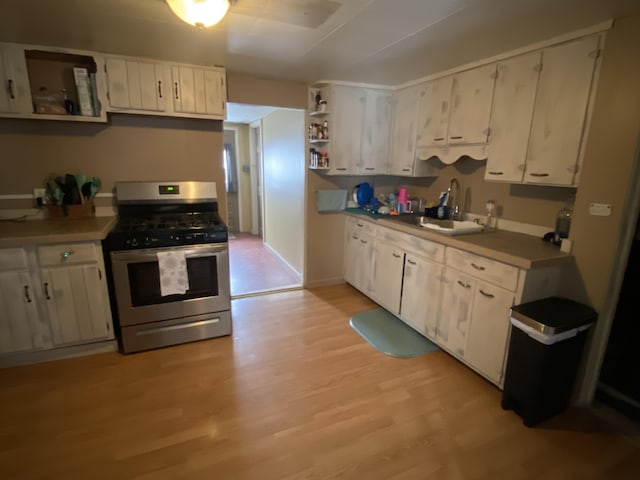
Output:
[
  {"xmin": 0, "ymin": 242, "xmax": 114, "ymax": 358},
  {"xmin": 436, "ymin": 268, "xmax": 476, "ymax": 358},
  {"xmin": 343, "ymin": 216, "xmax": 566, "ymax": 388},
  {"xmin": 465, "ymin": 280, "xmax": 515, "ymax": 384},
  {"xmin": 399, "ymin": 254, "xmax": 442, "ymax": 339},
  {"xmin": 344, "ymin": 218, "xmax": 376, "ymax": 296}
]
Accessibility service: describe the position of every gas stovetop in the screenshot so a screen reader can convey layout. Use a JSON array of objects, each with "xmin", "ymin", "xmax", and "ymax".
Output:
[{"xmin": 106, "ymin": 182, "xmax": 228, "ymax": 251}]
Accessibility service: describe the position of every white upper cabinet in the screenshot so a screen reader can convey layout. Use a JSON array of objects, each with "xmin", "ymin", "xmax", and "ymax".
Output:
[
  {"xmin": 106, "ymin": 57, "xmax": 166, "ymax": 112},
  {"xmin": 416, "ymin": 76, "xmax": 453, "ymax": 148},
  {"xmin": 328, "ymin": 85, "xmax": 364, "ymax": 175},
  {"xmin": 485, "ymin": 52, "xmax": 542, "ymax": 183},
  {"xmin": 360, "ymin": 88, "xmax": 392, "ymax": 175},
  {"xmin": 447, "ymin": 64, "xmax": 497, "ymax": 145},
  {"xmin": 0, "ymin": 44, "xmax": 31, "ymax": 114},
  {"xmin": 170, "ymin": 65, "xmax": 226, "ymax": 119},
  {"xmin": 389, "ymin": 86, "xmax": 439, "ymax": 177},
  {"xmin": 524, "ymin": 35, "xmax": 600, "ymax": 186}
]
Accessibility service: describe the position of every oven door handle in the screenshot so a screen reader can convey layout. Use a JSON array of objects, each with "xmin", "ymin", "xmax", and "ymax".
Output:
[{"xmin": 111, "ymin": 244, "xmax": 227, "ymax": 262}]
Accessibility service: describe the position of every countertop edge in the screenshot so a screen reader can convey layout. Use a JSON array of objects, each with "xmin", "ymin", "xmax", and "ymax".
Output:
[
  {"xmin": 344, "ymin": 210, "xmax": 571, "ymax": 270},
  {"xmin": 0, "ymin": 217, "xmax": 117, "ymax": 248}
]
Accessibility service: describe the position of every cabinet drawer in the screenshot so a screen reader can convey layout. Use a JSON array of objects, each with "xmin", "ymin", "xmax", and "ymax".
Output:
[
  {"xmin": 347, "ymin": 216, "xmax": 377, "ymax": 236},
  {"xmin": 38, "ymin": 243, "xmax": 99, "ymax": 267},
  {"xmin": 0, "ymin": 248, "xmax": 28, "ymax": 270},
  {"xmin": 445, "ymin": 247, "xmax": 520, "ymax": 291},
  {"xmin": 378, "ymin": 227, "xmax": 445, "ymax": 263}
]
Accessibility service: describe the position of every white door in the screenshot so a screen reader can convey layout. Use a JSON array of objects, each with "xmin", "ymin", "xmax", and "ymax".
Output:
[
  {"xmin": 465, "ymin": 280, "xmax": 514, "ymax": 384},
  {"xmin": 400, "ymin": 254, "xmax": 443, "ymax": 339},
  {"xmin": 372, "ymin": 241, "xmax": 404, "ymax": 314},
  {"xmin": 485, "ymin": 52, "xmax": 542, "ymax": 182},
  {"xmin": 360, "ymin": 89, "xmax": 392, "ymax": 174},
  {"xmin": 389, "ymin": 86, "xmax": 421, "ymax": 175},
  {"xmin": 447, "ymin": 64, "xmax": 497, "ymax": 145},
  {"xmin": 436, "ymin": 268, "xmax": 475, "ymax": 358},
  {"xmin": 525, "ymin": 35, "xmax": 600, "ymax": 185}
]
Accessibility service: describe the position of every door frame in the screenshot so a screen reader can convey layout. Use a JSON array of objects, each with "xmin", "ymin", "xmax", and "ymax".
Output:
[{"xmin": 249, "ymin": 120, "xmax": 264, "ymax": 238}]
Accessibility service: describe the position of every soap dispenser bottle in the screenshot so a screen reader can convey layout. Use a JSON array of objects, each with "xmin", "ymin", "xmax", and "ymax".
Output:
[{"xmin": 554, "ymin": 198, "xmax": 574, "ymax": 245}]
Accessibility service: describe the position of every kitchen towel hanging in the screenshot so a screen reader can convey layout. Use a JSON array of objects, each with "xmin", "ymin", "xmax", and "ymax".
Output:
[
  {"xmin": 157, "ymin": 251, "xmax": 190, "ymax": 296},
  {"xmin": 316, "ymin": 189, "xmax": 348, "ymax": 212}
]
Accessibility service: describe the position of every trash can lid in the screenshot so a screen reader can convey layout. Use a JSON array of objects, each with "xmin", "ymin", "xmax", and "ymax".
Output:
[{"xmin": 510, "ymin": 297, "xmax": 597, "ymax": 335}]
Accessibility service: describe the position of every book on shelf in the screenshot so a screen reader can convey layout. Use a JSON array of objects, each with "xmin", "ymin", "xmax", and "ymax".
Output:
[{"xmin": 73, "ymin": 67, "xmax": 95, "ymax": 116}]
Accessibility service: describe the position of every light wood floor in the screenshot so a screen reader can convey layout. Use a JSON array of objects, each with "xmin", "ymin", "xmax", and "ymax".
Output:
[{"xmin": 1, "ymin": 285, "xmax": 639, "ymax": 479}]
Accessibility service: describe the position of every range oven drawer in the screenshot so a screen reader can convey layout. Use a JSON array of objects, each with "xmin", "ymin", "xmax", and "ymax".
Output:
[{"xmin": 120, "ymin": 311, "xmax": 232, "ymax": 353}]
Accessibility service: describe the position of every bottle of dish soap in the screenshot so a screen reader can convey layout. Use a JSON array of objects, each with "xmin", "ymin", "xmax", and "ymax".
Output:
[{"xmin": 554, "ymin": 198, "xmax": 574, "ymax": 245}]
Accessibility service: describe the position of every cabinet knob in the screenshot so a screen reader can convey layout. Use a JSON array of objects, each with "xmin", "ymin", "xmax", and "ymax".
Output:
[
  {"xmin": 61, "ymin": 251, "xmax": 74, "ymax": 260},
  {"xmin": 457, "ymin": 280, "xmax": 471, "ymax": 289}
]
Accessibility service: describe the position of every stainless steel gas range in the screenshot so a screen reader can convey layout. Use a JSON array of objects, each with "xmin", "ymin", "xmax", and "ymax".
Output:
[{"xmin": 104, "ymin": 181, "xmax": 231, "ymax": 353}]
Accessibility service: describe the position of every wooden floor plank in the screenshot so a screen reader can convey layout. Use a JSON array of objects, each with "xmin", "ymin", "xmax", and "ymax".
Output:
[{"xmin": 0, "ymin": 285, "xmax": 638, "ymax": 479}]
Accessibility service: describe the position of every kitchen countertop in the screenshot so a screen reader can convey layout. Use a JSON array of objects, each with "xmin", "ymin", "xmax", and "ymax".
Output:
[
  {"xmin": 345, "ymin": 209, "xmax": 570, "ymax": 269},
  {"xmin": 0, "ymin": 216, "xmax": 116, "ymax": 248}
]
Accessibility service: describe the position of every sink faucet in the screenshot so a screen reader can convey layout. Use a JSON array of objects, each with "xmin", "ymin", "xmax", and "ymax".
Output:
[{"xmin": 447, "ymin": 178, "xmax": 460, "ymax": 220}]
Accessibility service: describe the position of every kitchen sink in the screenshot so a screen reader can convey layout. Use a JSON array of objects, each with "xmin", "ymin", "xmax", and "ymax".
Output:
[{"xmin": 389, "ymin": 215, "xmax": 484, "ymax": 235}]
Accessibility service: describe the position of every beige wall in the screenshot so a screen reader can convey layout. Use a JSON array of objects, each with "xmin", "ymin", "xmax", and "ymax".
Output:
[
  {"xmin": 262, "ymin": 109, "xmax": 305, "ymax": 274},
  {"xmin": 227, "ymin": 72, "xmax": 307, "ymax": 109},
  {"xmin": 0, "ymin": 115, "xmax": 225, "ymax": 215}
]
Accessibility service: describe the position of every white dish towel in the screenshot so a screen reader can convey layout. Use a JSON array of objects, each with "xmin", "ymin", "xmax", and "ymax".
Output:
[{"xmin": 157, "ymin": 251, "xmax": 190, "ymax": 296}]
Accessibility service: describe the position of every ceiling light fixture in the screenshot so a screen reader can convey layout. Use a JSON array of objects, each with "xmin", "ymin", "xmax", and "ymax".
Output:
[{"xmin": 166, "ymin": 0, "xmax": 231, "ymax": 29}]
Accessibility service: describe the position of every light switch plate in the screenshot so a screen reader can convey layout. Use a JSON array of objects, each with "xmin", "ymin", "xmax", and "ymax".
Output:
[{"xmin": 589, "ymin": 203, "xmax": 612, "ymax": 216}]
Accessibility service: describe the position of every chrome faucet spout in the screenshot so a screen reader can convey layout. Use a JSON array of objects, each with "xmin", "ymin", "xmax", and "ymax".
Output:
[{"xmin": 447, "ymin": 178, "xmax": 461, "ymax": 220}]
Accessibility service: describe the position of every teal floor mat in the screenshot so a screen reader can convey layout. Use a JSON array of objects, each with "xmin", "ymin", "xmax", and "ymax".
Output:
[{"xmin": 349, "ymin": 308, "xmax": 440, "ymax": 358}]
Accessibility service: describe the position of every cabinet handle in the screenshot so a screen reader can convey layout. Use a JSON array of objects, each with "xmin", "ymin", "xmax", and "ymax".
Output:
[
  {"xmin": 470, "ymin": 262, "xmax": 485, "ymax": 271},
  {"xmin": 44, "ymin": 282, "xmax": 51, "ymax": 300},
  {"xmin": 174, "ymin": 82, "xmax": 179, "ymax": 100},
  {"xmin": 8, "ymin": 79, "xmax": 16, "ymax": 99},
  {"xmin": 479, "ymin": 289, "xmax": 495, "ymax": 299},
  {"xmin": 336, "ymin": 168, "xmax": 347, "ymax": 171},
  {"xmin": 407, "ymin": 259, "xmax": 416, "ymax": 265},
  {"xmin": 24, "ymin": 285, "xmax": 32, "ymax": 303},
  {"xmin": 449, "ymin": 136, "xmax": 463, "ymax": 140},
  {"xmin": 61, "ymin": 251, "xmax": 74, "ymax": 260},
  {"xmin": 457, "ymin": 280, "xmax": 471, "ymax": 289},
  {"xmin": 402, "ymin": 168, "xmax": 411, "ymax": 172},
  {"xmin": 488, "ymin": 171, "xmax": 504, "ymax": 175},
  {"xmin": 356, "ymin": 222, "xmax": 364, "ymax": 227},
  {"xmin": 392, "ymin": 253, "xmax": 401, "ymax": 258},
  {"xmin": 98, "ymin": 269, "xmax": 102, "ymax": 281},
  {"xmin": 433, "ymin": 137, "xmax": 445, "ymax": 142},
  {"xmin": 360, "ymin": 239, "xmax": 368, "ymax": 244},
  {"xmin": 364, "ymin": 167, "xmax": 375, "ymax": 171},
  {"xmin": 529, "ymin": 172, "xmax": 549, "ymax": 177},
  {"xmin": 158, "ymin": 80, "xmax": 163, "ymax": 98},
  {"xmin": 352, "ymin": 235, "xmax": 358, "ymax": 240}
]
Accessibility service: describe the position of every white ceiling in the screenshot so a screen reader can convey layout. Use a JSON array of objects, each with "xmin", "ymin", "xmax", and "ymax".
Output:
[
  {"xmin": 226, "ymin": 103, "xmax": 278, "ymax": 123},
  {"xmin": 1, "ymin": 0, "xmax": 639, "ymax": 87}
]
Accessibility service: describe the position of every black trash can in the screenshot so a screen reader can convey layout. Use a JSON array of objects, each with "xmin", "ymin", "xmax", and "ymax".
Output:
[{"xmin": 501, "ymin": 297, "xmax": 597, "ymax": 427}]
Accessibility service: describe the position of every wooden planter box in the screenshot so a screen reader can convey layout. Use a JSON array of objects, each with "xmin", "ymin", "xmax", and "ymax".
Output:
[{"xmin": 48, "ymin": 203, "xmax": 95, "ymax": 218}]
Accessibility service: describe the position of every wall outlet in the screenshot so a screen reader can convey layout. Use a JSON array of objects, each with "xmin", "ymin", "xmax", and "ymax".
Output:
[{"xmin": 33, "ymin": 188, "xmax": 47, "ymax": 206}]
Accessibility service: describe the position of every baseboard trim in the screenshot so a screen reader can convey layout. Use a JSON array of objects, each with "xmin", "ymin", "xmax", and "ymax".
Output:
[
  {"xmin": 0, "ymin": 340, "xmax": 118, "ymax": 368},
  {"xmin": 305, "ymin": 277, "xmax": 346, "ymax": 288}
]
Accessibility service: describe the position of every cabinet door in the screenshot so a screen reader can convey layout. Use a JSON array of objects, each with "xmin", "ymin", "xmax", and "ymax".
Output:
[
  {"xmin": 171, "ymin": 65, "xmax": 226, "ymax": 117},
  {"xmin": 465, "ymin": 280, "xmax": 514, "ymax": 384},
  {"xmin": 329, "ymin": 85, "xmax": 363, "ymax": 175},
  {"xmin": 353, "ymin": 233, "xmax": 375, "ymax": 295},
  {"xmin": 525, "ymin": 35, "xmax": 600, "ymax": 185},
  {"xmin": 436, "ymin": 268, "xmax": 475, "ymax": 358},
  {"xmin": 416, "ymin": 76, "xmax": 453, "ymax": 148},
  {"xmin": 448, "ymin": 64, "xmax": 496, "ymax": 145},
  {"xmin": 0, "ymin": 45, "xmax": 31, "ymax": 114},
  {"xmin": 360, "ymin": 89, "xmax": 392, "ymax": 174},
  {"xmin": 372, "ymin": 241, "xmax": 404, "ymax": 314},
  {"xmin": 106, "ymin": 58, "xmax": 165, "ymax": 112},
  {"xmin": 485, "ymin": 52, "xmax": 541, "ymax": 183},
  {"xmin": 400, "ymin": 254, "xmax": 442, "ymax": 339},
  {"xmin": 389, "ymin": 87, "xmax": 421, "ymax": 176},
  {"xmin": 0, "ymin": 271, "xmax": 44, "ymax": 353},
  {"xmin": 43, "ymin": 265, "xmax": 112, "ymax": 346}
]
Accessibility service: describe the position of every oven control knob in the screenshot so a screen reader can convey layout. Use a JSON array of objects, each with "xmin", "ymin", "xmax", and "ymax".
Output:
[
  {"xmin": 144, "ymin": 236, "xmax": 151, "ymax": 246},
  {"xmin": 130, "ymin": 237, "xmax": 138, "ymax": 247}
]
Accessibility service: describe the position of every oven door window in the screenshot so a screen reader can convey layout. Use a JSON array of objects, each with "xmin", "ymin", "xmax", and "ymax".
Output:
[{"xmin": 127, "ymin": 256, "xmax": 219, "ymax": 306}]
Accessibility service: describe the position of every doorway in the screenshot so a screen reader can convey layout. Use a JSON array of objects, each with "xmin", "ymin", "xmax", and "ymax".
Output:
[{"xmin": 224, "ymin": 104, "xmax": 305, "ymax": 297}]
